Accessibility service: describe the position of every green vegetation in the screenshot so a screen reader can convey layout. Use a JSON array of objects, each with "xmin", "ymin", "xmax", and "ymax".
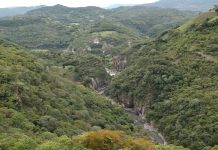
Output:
[
  {"xmin": 108, "ymin": 6, "xmax": 195, "ymax": 37},
  {"xmin": 36, "ymin": 51, "xmax": 111, "ymax": 90},
  {"xmin": 106, "ymin": 10, "xmax": 218, "ymax": 150},
  {"xmin": 0, "ymin": 39, "xmax": 192, "ymax": 150},
  {"xmin": 0, "ymin": 14, "xmax": 72, "ymax": 49},
  {"xmin": 0, "ymin": 130, "xmax": 156, "ymax": 150},
  {"xmin": 69, "ymin": 19, "xmax": 142, "ymax": 51},
  {"xmin": 0, "ymin": 3, "xmax": 217, "ymax": 150},
  {"xmin": 0, "ymin": 5, "xmax": 195, "ymax": 50},
  {"xmin": 156, "ymin": 145, "xmax": 189, "ymax": 150},
  {"xmin": 0, "ymin": 39, "xmax": 138, "ymax": 143}
]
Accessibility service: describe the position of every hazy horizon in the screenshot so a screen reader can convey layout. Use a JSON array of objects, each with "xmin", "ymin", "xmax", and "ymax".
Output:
[{"xmin": 0, "ymin": 0, "xmax": 159, "ymax": 8}]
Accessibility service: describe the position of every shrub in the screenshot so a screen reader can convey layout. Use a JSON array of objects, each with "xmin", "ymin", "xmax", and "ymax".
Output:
[
  {"xmin": 81, "ymin": 130, "xmax": 155, "ymax": 150},
  {"xmin": 83, "ymin": 130, "xmax": 124, "ymax": 150},
  {"xmin": 124, "ymin": 138, "xmax": 155, "ymax": 150}
]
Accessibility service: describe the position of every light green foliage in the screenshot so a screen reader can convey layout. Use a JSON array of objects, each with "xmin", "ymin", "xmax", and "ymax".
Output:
[
  {"xmin": 0, "ymin": 133, "xmax": 37, "ymax": 150},
  {"xmin": 12, "ymin": 136, "xmax": 37, "ymax": 150},
  {"xmin": 210, "ymin": 145, "xmax": 218, "ymax": 150},
  {"xmin": 36, "ymin": 136, "xmax": 78, "ymax": 150},
  {"xmin": 156, "ymin": 145, "xmax": 189, "ymax": 150}
]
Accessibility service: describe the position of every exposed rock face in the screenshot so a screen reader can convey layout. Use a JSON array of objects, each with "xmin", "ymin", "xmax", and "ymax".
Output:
[
  {"xmin": 105, "ymin": 68, "xmax": 118, "ymax": 77},
  {"xmin": 102, "ymin": 42, "xmax": 113, "ymax": 54},
  {"xmin": 93, "ymin": 37, "xmax": 101, "ymax": 44},
  {"xmin": 89, "ymin": 77, "xmax": 109, "ymax": 91},
  {"xmin": 113, "ymin": 93, "xmax": 148, "ymax": 118},
  {"xmin": 113, "ymin": 55, "xmax": 127, "ymax": 72},
  {"xmin": 134, "ymin": 102, "xmax": 146, "ymax": 117}
]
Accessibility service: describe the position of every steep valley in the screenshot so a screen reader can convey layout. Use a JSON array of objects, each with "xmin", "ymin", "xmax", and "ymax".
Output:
[{"xmin": 0, "ymin": 2, "xmax": 218, "ymax": 150}]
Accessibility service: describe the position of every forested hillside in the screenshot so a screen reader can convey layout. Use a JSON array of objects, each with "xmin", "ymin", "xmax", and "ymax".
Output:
[
  {"xmin": 0, "ymin": 5, "xmax": 195, "ymax": 50},
  {"xmin": 106, "ymin": 10, "xmax": 218, "ymax": 150},
  {"xmin": 0, "ymin": 35, "xmax": 192, "ymax": 150},
  {"xmin": 0, "ymin": 2, "xmax": 218, "ymax": 150},
  {"xmin": 0, "ymin": 39, "xmax": 144, "ymax": 149}
]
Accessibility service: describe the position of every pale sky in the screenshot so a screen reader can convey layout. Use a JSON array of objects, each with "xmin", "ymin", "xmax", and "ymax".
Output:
[{"xmin": 0, "ymin": 0, "xmax": 159, "ymax": 8}]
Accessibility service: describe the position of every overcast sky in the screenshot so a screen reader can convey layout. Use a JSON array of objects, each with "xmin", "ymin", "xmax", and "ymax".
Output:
[{"xmin": 0, "ymin": 0, "xmax": 159, "ymax": 8}]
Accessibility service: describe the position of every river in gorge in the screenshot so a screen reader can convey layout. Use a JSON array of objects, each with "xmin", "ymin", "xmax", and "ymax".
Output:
[{"xmin": 97, "ymin": 68, "xmax": 167, "ymax": 144}]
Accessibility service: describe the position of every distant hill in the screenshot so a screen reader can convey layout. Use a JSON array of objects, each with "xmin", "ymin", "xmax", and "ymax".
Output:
[
  {"xmin": 145, "ymin": 0, "xmax": 218, "ymax": 11},
  {"xmin": 105, "ymin": 4, "xmax": 136, "ymax": 9},
  {"xmin": 0, "ymin": 6, "xmax": 44, "ymax": 18},
  {"xmin": 0, "ymin": 5, "xmax": 195, "ymax": 50}
]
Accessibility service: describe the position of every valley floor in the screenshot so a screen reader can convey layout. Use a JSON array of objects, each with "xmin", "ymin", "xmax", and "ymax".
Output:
[{"xmin": 97, "ymin": 87, "xmax": 167, "ymax": 145}]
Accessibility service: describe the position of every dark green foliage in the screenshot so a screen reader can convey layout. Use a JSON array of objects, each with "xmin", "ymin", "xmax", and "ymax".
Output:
[{"xmin": 106, "ymin": 57, "xmax": 183, "ymax": 109}]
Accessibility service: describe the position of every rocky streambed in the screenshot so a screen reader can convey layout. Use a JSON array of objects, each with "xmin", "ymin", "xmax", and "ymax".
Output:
[
  {"xmin": 99, "ymin": 67, "xmax": 167, "ymax": 145},
  {"xmin": 124, "ymin": 108, "xmax": 167, "ymax": 145},
  {"xmin": 98, "ymin": 91, "xmax": 167, "ymax": 145}
]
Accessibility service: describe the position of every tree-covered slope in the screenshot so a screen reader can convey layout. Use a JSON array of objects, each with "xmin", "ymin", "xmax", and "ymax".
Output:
[
  {"xmin": 68, "ymin": 19, "xmax": 142, "ymax": 52},
  {"xmin": 36, "ymin": 51, "xmax": 111, "ymax": 91},
  {"xmin": 107, "ymin": 6, "xmax": 195, "ymax": 37},
  {"xmin": 0, "ymin": 39, "xmax": 194, "ymax": 150},
  {"xmin": 0, "ymin": 39, "xmax": 138, "ymax": 141},
  {"xmin": 0, "ymin": 5, "xmax": 195, "ymax": 50},
  {"xmin": 0, "ymin": 128, "xmax": 193, "ymax": 150},
  {"xmin": 106, "ymin": 10, "xmax": 218, "ymax": 150}
]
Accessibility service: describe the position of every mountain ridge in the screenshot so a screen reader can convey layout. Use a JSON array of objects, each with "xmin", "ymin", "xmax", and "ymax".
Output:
[
  {"xmin": 0, "ymin": 4, "xmax": 195, "ymax": 50},
  {"xmin": 0, "ymin": 5, "xmax": 45, "ymax": 18},
  {"xmin": 145, "ymin": 0, "xmax": 218, "ymax": 11}
]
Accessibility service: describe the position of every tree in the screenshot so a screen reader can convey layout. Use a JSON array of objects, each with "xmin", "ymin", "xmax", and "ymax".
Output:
[
  {"xmin": 81, "ymin": 130, "xmax": 155, "ymax": 150},
  {"xmin": 13, "ymin": 136, "xmax": 37, "ymax": 150},
  {"xmin": 39, "ymin": 116, "xmax": 58, "ymax": 132},
  {"xmin": 83, "ymin": 130, "xmax": 124, "ymax": 150}
]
